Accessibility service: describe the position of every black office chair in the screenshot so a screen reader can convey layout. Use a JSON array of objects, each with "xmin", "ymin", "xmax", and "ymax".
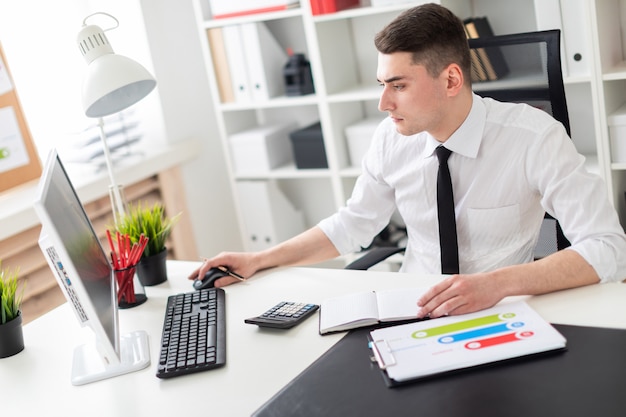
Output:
[{"xmin": 346, "ymin": 29, "xmax": 571, "ymax": 270}]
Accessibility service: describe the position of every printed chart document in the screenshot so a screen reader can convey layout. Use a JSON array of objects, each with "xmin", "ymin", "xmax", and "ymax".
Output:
[
  {"xmin": 319, "ymin": 287, "xmax": 427, "ymax": 334},
  {"xmin": 369, "ymin": 301, "xmax": 567, "ymax": 385}
]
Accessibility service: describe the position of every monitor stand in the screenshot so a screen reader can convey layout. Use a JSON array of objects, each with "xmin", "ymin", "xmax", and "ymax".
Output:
[{"xmin": 71, "ymin": 330, "xmax": 150, "ymax": 385}]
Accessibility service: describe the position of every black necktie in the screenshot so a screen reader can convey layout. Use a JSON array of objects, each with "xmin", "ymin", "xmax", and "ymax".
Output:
[{"xmin": 435, "ymin": 146, "xmax": 459, "ymax": 274}]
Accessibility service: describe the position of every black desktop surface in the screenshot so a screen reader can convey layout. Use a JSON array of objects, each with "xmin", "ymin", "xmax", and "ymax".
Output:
[{"xmin": 253, "ymin": 324, "xmax": 626, "ymax": 417}]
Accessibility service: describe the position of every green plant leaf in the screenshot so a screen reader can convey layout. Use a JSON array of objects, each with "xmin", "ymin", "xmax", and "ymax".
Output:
[
  {"xmin": 0, "ymin": 261, "xmax": 23, "ymax": 324},
  {"xmin": 112, "ymin": 202, "xmax": 181, "ymax": 258}
]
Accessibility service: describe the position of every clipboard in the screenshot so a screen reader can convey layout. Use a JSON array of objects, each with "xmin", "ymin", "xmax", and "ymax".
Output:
[
  {"xmin": 368, "ymin": 301, "xmax": 567, "ymax": 386},
  {"xmin": 0, "ymin": 41, "xmax": 41, "ymax": 193}
]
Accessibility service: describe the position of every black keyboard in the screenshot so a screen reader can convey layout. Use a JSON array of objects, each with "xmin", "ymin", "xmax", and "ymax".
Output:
[{"xmin": 156, "ymin": 288, "xmax": 226, "ymax": 379}]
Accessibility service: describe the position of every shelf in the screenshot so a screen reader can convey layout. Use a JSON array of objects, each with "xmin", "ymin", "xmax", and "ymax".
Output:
[
  {"xmin": 192, "ymin": 0, "xmax": 626, "ymax": 248},
  {"xmin": 311, "ymin": 4, "xmax": 410, "ymax": 22},
  {"xmin": 233, "ymin": 163, "xmax": 333, "ymax": 180},
  {"xmin": 602, "ymin": 61, "xmax": 626, "ymax": 81},
  {"xmin": 220, "ymin": 94, "xmax": 319, "ymax": 111},
  {"xmin": 340, "ymin": 166, "xmax": 362, "ymax": 178},
  {"xmin": 326, "ymin": 84, "xmax": 381, "ymax": 103},
  {"xmin": 202, "ymin": 8, "xmax": 303, "ymax": 29}
]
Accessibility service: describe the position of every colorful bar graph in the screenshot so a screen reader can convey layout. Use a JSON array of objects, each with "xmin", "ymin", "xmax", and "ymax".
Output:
[{"xmin": 411, "ymin": 312, "xmax": 516, "ymax": 339}]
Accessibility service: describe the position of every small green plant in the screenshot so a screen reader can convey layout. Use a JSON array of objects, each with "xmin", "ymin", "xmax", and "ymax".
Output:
[
  {"xmin": 114, "ymin": 202, "xmax": 181, "ymax": 258},
  {"xmin": 0, "ymin": 262, "xmax": 23, "ymax": 325}
]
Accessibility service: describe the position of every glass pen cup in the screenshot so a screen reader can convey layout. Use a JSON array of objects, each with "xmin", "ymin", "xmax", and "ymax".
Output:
[{"xmin": 114, "ymin": 263, "xmax": 147, "ymax": 309}]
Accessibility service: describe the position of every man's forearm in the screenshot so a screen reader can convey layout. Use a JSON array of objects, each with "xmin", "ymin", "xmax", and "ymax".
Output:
[
  {"xmin": 255, "ymin": 226, "xmax": 340, "ymax": 270},
  {"xmin": 493, "ymin": 248, "xmax": 600, "ymax": 297}
]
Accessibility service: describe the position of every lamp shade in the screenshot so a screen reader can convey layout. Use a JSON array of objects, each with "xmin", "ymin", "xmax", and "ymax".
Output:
[{"xmin": 77, "ymin": 22, "xmax": 156, "ymax": 118}]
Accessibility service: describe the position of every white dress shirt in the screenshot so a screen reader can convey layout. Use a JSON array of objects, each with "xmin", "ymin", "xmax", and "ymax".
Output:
[{"xmin": 318, "ymin": 94, "xmax": 626, "ymax": 282}]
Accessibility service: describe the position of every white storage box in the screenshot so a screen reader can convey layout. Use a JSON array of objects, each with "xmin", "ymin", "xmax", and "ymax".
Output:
[
  {"xmin": 229, "ymin": 123, "xmax": 296, "ymax": 174},
  {"xmin": 608, "ymin": 103, "xmax": 626, "ymax": 163},
  {"xmin": 344, "ymin": 117, "xmax": 384, "ymax": 167}
]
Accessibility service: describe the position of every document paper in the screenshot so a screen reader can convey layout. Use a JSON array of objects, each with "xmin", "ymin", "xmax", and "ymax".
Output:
[{"xmin": 370, "ymin": 301, "xmax": 566, "ymax": 383}]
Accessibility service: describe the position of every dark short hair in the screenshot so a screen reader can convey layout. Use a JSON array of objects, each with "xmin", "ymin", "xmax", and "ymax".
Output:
[{"xmin": 374, "ymin": 3, "xmax": 472, "ymax": 84}]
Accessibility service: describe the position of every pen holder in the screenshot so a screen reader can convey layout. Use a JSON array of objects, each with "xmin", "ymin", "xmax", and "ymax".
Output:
[{"xmin": 114, "ymin": 264, "xmax": 147, "ymax": 309}]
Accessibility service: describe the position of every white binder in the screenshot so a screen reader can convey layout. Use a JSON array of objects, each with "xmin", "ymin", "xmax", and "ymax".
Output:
[
  {"xmin": 240, "ymin": 22, "xmax": 288, "ymax": 101},
  {"xmin": 559, "ymin": 0, "xmax": 591, "ymax": 78},
  {"xmin": 533, "ymin": 0, "xmax": 568, "ymax": 76},
  {"xmin": 223, "ymin": 25, "xmax": 252, "ymax": 103},
  {"xmin": 236, "ymin": 180, "xmax": 306, "ymax": 251}
]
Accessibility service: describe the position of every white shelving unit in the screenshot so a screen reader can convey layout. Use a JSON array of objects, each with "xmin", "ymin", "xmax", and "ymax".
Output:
[{"xmin": 188, "ymin": 0, "xmax": 626, "ymax": 253}]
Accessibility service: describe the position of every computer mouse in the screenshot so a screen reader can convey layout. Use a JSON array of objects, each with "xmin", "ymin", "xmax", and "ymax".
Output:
[{"xmin": 193, "ymin": 267, "xmax": 229, "ymax": 290}]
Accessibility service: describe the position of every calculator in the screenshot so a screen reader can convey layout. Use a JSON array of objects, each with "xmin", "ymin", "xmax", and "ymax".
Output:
[{"xmin": 245, "ymin": 301, "xmax": 320, "ymax": 329}]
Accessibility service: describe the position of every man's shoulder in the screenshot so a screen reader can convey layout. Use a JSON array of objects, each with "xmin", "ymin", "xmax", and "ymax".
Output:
[{"xmin": 481, "ymin": 96, "xmax": 558, "ymax": 132}]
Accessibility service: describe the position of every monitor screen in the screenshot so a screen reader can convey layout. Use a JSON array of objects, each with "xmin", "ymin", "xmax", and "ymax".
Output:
[
  {"xmin": 33, "ymin": 149, "xmax": 150, "ymax": 385},
  {"xmin": 34, "ymin": 149, "xmax": 119, "ymax": 362}
]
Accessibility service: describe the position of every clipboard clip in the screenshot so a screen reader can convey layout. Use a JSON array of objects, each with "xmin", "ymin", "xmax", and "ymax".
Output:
[{"xmin": 370, "ymin": 339, "xmax": 397, "ymax": 370}]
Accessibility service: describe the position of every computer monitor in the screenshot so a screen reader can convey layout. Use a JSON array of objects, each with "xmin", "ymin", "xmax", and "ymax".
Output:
[{"xmin": 33, "ymin": 149, "xmax": 150, "ymax": 385}]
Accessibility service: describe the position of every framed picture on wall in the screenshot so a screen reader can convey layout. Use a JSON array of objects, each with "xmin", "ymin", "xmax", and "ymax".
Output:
[{"xmin": 0, "ymin": 41, "xmax": 41, "ymax": 193}]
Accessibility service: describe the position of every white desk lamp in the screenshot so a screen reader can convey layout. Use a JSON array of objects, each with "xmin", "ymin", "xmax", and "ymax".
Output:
[{"xmin": 77, "ymin": 12, "xmax": 156, "ymax": 225}]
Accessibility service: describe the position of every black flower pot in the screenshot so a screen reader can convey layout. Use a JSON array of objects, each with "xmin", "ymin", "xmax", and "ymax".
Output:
[
  {"xmin": 0, "ymin": 313, "xmax": 24, "ymax": 358},
  {"xmin": 136, "ymin": 248, "xmax": 168, "ymax": 286}
]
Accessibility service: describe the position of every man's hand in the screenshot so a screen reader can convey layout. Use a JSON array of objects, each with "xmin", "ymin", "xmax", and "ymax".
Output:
[
  {"xmin": 416, "ymin": 250, "xmax": 600, "ymax": 318},
  {"xmin": 416, "ymin": 272, "xmax": 505, "ymax": 318},
  {"xmin": 187, "ymin": 251, "xmax": 260, "ymax": 288}
]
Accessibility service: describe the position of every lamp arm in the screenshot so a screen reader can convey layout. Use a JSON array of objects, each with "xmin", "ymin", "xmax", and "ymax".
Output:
[{"xmin": 98, "ymin": 117, "xmax": 126, "ymax": 224}]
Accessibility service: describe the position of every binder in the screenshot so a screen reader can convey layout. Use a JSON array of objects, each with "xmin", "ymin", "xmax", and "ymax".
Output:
[
  {"xmin": 463, "ymin": 24, "xmax": 488, "ymax": 82},
  {"xmin": 223, "ymin": 25, "xmax": 252, "ymax": 103},
  {"xmin": 240, "ymin": 22, "xmax": 288, "ymax": 101},
  {"xmin": 236, "ymin": 180, "xmax": 306, "ymax": 251},
  {"xmin": 464, "ymin": 17, "xmax": 509, "ymax": 80},
  {"xmin": 206, "ymin": 28, "xmax": 235, "ymax": 103},
  {"xmin": 559, "ymin": 0, "xmax": 591, "ymax": 78},
  {"xmin": 533, "ymin": 0, "xmax": 568, "ymax": 76},
  {"xmin": 311, "ymin": 0, "xmax": 359, "ymax": 15}
]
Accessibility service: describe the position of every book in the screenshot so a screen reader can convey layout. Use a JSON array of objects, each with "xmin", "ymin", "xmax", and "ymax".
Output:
[
  {"xmin": 463, "ymin": 24, "xmax": 488, "ymax": 82},
  {"xmin": 464, "ymin": 20, "xmax": 498, "ymax": 81},
  {"xmin": 319, "ymin": 287, "xmax": 427, "ymax": 334},
  {"xmin": 369, "ymin": 301, "xmax": 566, "ymax": 385},
  {"xmin": 206, "ymin": 28, "xmax": 235, "ymax": 103},
  {"xmin": 464, "ymin": 17, "xmax": 510, "ymax": 80}
]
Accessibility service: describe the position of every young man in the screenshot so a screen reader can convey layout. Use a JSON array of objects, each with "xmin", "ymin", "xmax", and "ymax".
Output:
[{"xmin": 190, "ymin": 4, "xmax": 626, "ymax": 317}]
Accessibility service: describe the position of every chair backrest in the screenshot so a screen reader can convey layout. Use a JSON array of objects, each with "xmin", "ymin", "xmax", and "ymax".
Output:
[{"xmin": 468, "ymin": 29, "xmax": 571, "ymax": 256}]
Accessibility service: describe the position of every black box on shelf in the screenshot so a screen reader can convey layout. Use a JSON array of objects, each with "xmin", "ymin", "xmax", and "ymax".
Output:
[{"xmin": 289, "ymin": 122, "xmax": 328, "ymax": 169}]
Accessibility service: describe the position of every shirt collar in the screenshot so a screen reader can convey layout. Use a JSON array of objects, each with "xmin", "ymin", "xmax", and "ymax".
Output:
[{"xmin": 424, "ymin": 93, "xmax": 486, "ymax": 159}]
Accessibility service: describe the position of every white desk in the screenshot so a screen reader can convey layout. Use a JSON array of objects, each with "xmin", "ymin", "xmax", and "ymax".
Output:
[{"xmin": 3, "ymin": 261, "xmax": 626, "ymax": 416}]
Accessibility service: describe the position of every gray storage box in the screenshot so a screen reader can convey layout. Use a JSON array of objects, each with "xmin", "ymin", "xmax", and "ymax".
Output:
[{"xmin": 289, "ymin": 122, "xmax": 328, "ymax": 169}]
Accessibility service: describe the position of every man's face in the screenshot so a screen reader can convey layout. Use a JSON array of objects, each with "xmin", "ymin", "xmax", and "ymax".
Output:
[{"xmin": 377, "ymin": 52, "xmax": 449, "ymax": 138}]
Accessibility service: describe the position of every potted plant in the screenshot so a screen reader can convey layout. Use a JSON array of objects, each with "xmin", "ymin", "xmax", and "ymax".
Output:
[
  {"xmin": 114, "ymin": 201, "xmax": 180, "ymax": 286},
  {"xmin": 0, "ymin": 262, "xmax": 25, "ymax": 358}
]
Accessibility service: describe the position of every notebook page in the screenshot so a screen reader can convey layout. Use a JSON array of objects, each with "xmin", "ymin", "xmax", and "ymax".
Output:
[
  {"xmin": 319, "ymin": 291, "xmax": 379, "ymax": 333},
  {"xmin": 375, "ymin": 287, "xmax": 428, "ymax": 322}
]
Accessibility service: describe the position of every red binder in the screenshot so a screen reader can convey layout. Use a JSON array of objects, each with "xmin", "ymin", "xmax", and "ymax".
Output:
[{"xmin": 310, "ymin": 0, "xmax": 360, "ymax": 15}]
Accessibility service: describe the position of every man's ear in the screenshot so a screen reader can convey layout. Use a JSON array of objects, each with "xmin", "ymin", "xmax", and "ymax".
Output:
[{"xmin": 444, "ymin": 63, "xmax": 464, "ymax": 97}]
